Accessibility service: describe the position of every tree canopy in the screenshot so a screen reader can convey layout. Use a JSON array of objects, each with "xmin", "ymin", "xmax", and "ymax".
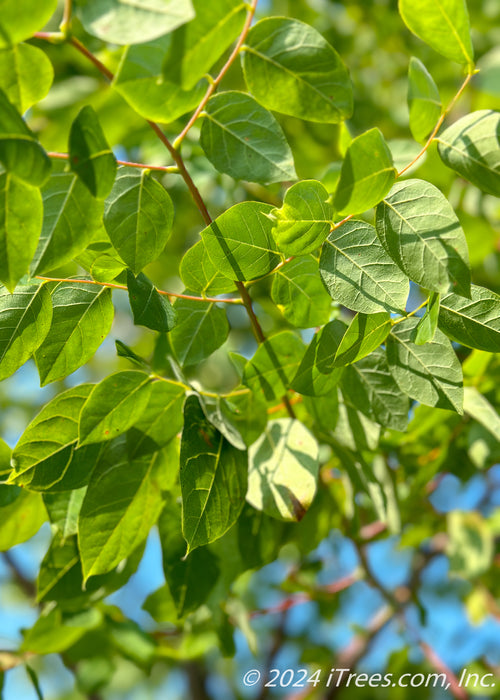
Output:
[{"xmin": 0, "ymin": 0, "xmax": 499, "ymax": 698}]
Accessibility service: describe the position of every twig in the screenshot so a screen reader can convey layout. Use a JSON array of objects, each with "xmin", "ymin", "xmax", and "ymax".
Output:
[
  {"xmin": 48, "ymin": 151, "xmax": 179, "ymax": 174},
  {"xmin": 174, "ymin": 0, "xmax": 259, "ymax": 148},
  {"xmin": 35, "ymin": 277, "xmax": 243, "ymax": 304},
  {"xmin": 2, "ymin": 552, "xmax": 36, "ymax": 598}
]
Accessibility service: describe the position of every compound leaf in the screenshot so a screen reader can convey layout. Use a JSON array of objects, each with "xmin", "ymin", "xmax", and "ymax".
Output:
[
  {"xmin": 271, "ymin": 256, "xmax": 332, "ymax": 328},
  {"xmin": 0, "ymin": 43, "xmax": 53, "ymax": 113},
  {"xmin": 170, "ymin": 296, "xmax": 229, "ymax": 367},
  {"xmin": 333, "ymin": 312, "xmax": 392, "ymax": 368},
  {"xmin": 438, "ymin": 284, "xmax": 500, "ymax": 352}
]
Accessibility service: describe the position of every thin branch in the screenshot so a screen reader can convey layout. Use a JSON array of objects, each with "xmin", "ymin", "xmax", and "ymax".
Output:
[
  {"xmin": 174, "ymin": 0, "xmax": 259, "ymax": 147},
  {"xmin": 397, "ymin": 71, "xmax": 474, "ymax": 178},
  {"xmin": 60, "ymin": 0, "xmax": 73, "ymax": 34},
  {"xmin": 35, "ymin": 277, "xmax": 243, "ymax": 304},
  {"xmin": 69, "ymin": 36, "xmax": 114, "ymax": 80},
  {"xmin": 2, "ymin": 552, "xmax": 36, "ymax": 598},
  {"xmin": 48, "ymin": 151, "xmax": 179, "ymax": 174}
]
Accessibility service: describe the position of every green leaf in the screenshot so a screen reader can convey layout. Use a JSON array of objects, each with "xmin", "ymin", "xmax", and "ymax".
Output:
[
  {"xmin": 104, "ymin": 168, "xmax": 174, "ymax": 274},
  {"xmin": 200, "ymin": 91, "xmax": 296, "ymax": 184},
  {"xmin": 69, "ymin": 105, "xmax": 117, "ymax": 200},
  {"xmin": 271, "ymin": 256, "xmax": 332, "ymax": 329},
  {"xmin": 243, "ymin": 330, "xmax": 305, "ymax": 402},
  {"xmin": 79, "ymin": 371, "xmax": 153, "ymax": 446},
  {"xmin": 0, "ymin": 283, "xmax": 52, "ymax": 381},
  {"xmin": 74, "ymin": 226, "xmax": 127, "ymax": 283},
  {"xmin": 179, "ymin": 241, "xmax": 237, "ymax": 296},
  {"xmin": 242, "ymin": 17, "xmax": 352, "ymax": 123},
  {"xmin": 21, "ymin": 607, "xmax": 102, "ymax": 654},
  {"xmin": 438, "ymin": 284, "xmax": 500, "ymax": 352},
  {"xmin": 0, "ymin": 88, "xmax": 51, "ymax": 186},
  {"xmin": 78, "ymin": 438, "xmax": 165, "ymax": 580},
  {"xmin": 35, "ymin": 282, "xmax": 114, "ymax": 385},
  {"xmin": 25, "ymin": 666, "xmax": 44, "ymax": 700},
  {"xmin": 170, "ymin": 297, "xmax": 229, "ymax": 367},
  {"xmin": 75, "ymin": 0, "xmax": 195, "ymax": 45},
  {"xmin": 334, "ymin": 128, "xmax": 396, "ymax": 215},
  {"xmin": 270, "ymin": 180, "xmax": 333, "ymax": 256},
  {"xmin": 127, "ymin": 271, "xmax": 176, "ymax": 333},
  {"xmin": 113, "ymin": 37, "xmax": 205, "ymax": 124},
  {"xmin": 407, "ymin": 57, "xmax": 442, "ymax": 142},
  {"xmin": 319, "ymin": 220, "xmax": 409, "ymax": 314},
  {"xmin": 0, "ymin": 172, "xmax": 42, "ymax": 291},
  {"xmin": 342, "ymin": 349, "xmax": 410, "ymax": 431},
  {"xmin": 463, "ymin": 386, "xmax": 500, "ymax": 442},
  {"xmin": 43, "ymin": 488, "xmax": 87, "ymax": 541},
  {"xmin": 437, "ymin": 110, "xmax": 500, "ymax": 197},
  {"xmin": 10, "ymin": 384, "xmax": 95, "ymax": 490},
  {"xmin": 158, "ymin": 496, "xmax": 220, "ymax": 617},
  {"xmin": 201, "ymin": 201, "xmax": 280, "ymax": 281},
  {"xmin": 247, "ymin": 418, "xmax": 319, "ymax": 521},
  {"xmin": 447, "ymin": 511, "xmax": 493, "ymax": 578},
  {"xmin": 398, "ymin": 0, "xmax": 474, "ymax": 67},
  {"xmin": 0, "ymin": 0, "xmax": 58, "ymax": 47},
  {"xmin": 0, "ymin": 437, "xmax": 11, "ymax": 477},
  {"xmin": 0, "ymin": 490, "xmax": 46, "ymax": 550},
  {"xmin": 387, "ymin": 317, "xmax": 463, "ymax": 413},
  {"xmin": 333, "ymin": 389, "xmax": 381, "ymax": 452},
  {"xmin": 292, "ymin": 320, "xmax": 345, "ymax": 397},
  {"xmin": 30, "ymin": 167, "xmax": 104, "ymax": 276},
  {"xmin": 162, "ymin": 0, "xmax": 246, "ymax": 90},
  {"xmin": 413, "ymin": 292, "xmax": 440, "ymax": 345},
  {"xmin": 333, "ymin": 312, "xmax": 391, "ymax": 368},
  {"xmin": 180, "ymin": 396, "xmax": 248, "ymax": 553},
  {"xmin": 0, "ymin": 43, "xmax": 53, "ymax": 113},
  {"xmin": 127, "ymin": 379, "xmax": 185, "ymax": 458},
  {"xmin": 376, "ymin": 179, "xmax": 471, "ymax": 297}
]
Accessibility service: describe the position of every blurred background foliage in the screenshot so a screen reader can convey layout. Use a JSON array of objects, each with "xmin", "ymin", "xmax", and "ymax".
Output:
[{"xmin": 1, "ymin": 0, "xmax": 500, "ymax": 698}]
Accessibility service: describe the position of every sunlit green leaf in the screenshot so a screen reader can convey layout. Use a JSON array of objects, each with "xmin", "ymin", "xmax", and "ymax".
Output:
[
  {"xmin": 270, "ymin": 180, "xmax": 333, "ymax": 256},
  {"xmin": 127, "ymin": 271, "xmax": 177, "ymax": 333},
  {"xmin": 75, "ymin": 0, "xmax": 195, "ymax": 45},
  {"xmin": 413, "ymin": 292, "xmax": 440, "ymax": 345},
  {"xmin": 387, "ymin": 317, "xmax": 463, "ymax": 413},
  {"xmin": 78, "ymin": 438, "xmax": 165, "ymax": 580},
  {"xmin": 271, "ymin": 256, "xmax": 332, "ymax": 328},
  {"xmin": 320, "ymin": 220, "xmax": 409, "ymax": 314},
  {"xmin": 202, "ymin": 201, "xmax": 280, "ymax": 281},
  {"xmin": 0, "ymin": 490, "xmax": 46, "ymax": 551},
  {"xmin": 399, "ymin": 0, "xmax": 474, "ymax": 67},
  {"xmin": 30, "ymin": 167, "xmax": 104, "ymax": 276},
  {"xmin": 244, "ymin": 331, "xmax": 305, "ymax": 402},
  {"xmin": 333, "ymin": 312, "xmax": 391, "ymax": 368},
  {"xmin": 376, "ymin": 179, "xmax": 471, "ymax": 297},
  {"xmin": 69, "ymin": 105, "xmax": 117, "ymax": 199},
  {"xmin": 0, "ymin": 43, "xmax": 53, "ymax": 113},
  {"xmin": 334, "ymin": 128, "xmax": 396, "ymax": 215},
  {"xmin": 247, "ymin": 418, "xmax": 319, "ymax": 521},
  {"xmin": 437, "ymin": 110, "xmax": 500, "ymax": 197},
  {"xmin": 180, "ymin": 396, "xmax": 248, "ymax": 553},
  {"xmin": 201, "ymin": 91, "xmax": 296, "ymax": 184},
  {"xmin": 79, "ymin": 371, "xmax": 153, "ymax": 446},
  {"xmin": 0, "ymin": 0, "xmax": 58, "ymax": 47},
  {"xmin": 162, "ymin": 0, "xmax": 246, "ymax": 89},
  {"xmin": 438, "ymin": 284, "xmax": 500, "ymax": 352},
  {"xmin": 170, "ymin": 296, "xmax": 229, "ymax": 367},
  {"xmin": 407, "ymin": 57, "xmax": 441, "ymax": 142},
  {"xmin": 0, "ymin": 88, "xmax": 51, "ymax": 186},
  {"xmin": 292, "ymin": 320, "xmax": 345, "ymax": 396},
  {"xmin": 0, "ymin": 283, "xmax": 52, "ymax": 381},
  {"xmin": 0, "ymin": 172, "xmax": 42, "ymax": 291},
  {"xmin": 35, "ymin": 282, "xmax": 114, "ymax": 386},
  {"xmin": 179, "ymin": 241, "xmax": 237, "ymax": 296},
  {"xmin": 104, "ymin": 168, "xmax": 174, "ymax": 274},
  {"xmin": 242, "ymin": 18, "xmax": 352, "ymax": 123}
]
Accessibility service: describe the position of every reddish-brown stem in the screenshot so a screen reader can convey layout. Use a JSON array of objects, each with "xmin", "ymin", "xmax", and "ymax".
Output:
[
  {"xmin": 398, "ymin": 71, "xmax": 473, "ymax": 177},
  {"xmin": 174, "ymin": 0, "xmax": 259, "ymax": 147},
  {"xmin": 35, "ymin": 276, "xmax": 243, "ymax": 304},
  {"xmin": 48, "ymin": 151, "xmax": 179, "ymax": 174}
]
